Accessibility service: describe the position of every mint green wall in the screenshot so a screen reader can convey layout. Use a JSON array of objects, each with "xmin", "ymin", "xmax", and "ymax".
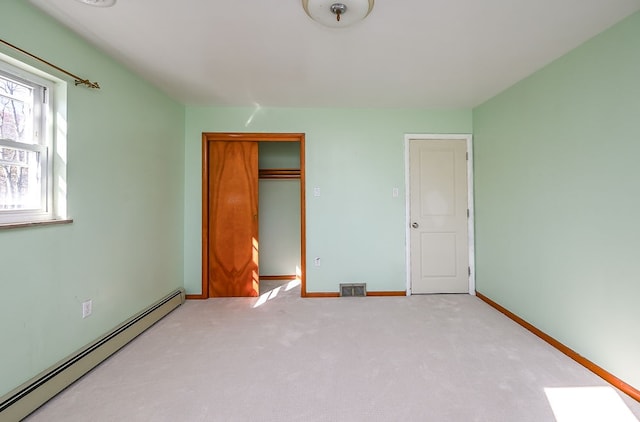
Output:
[
  {"xmin": 0, "ymin": 2, "xmax": 185, "ymax": 396},
  {"xmin": 185, "ymin": 108, "xmax": 472, "ymax": 294},
  {"xmin": 259, "ymin": 142, "xmax": 300, "ymax": 168},
  {"xmin": 473, "ymin": 12, "xmax": 640, "ymax": 389},
  {"xmin": 259, "ymin": 179, "xmax": 301, "ymax": 276}
]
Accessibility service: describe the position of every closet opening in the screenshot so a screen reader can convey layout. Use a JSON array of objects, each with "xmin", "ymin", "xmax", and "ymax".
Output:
[{"xmin": 200, "ymin": 133, "xmax": 306, "ymax": 298}]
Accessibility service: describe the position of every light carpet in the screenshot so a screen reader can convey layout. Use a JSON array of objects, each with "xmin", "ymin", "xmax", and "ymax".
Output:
[{"xmin": 26, "ymin": 283, "xmax": 640, "ymax": 421}]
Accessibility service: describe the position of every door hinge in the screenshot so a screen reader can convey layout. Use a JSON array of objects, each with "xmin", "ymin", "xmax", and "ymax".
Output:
[
  {"xmin": 467, "ymin": 209, "xmax": 469, "ymax": 218},
  {"xmin": 468, "ymin": 266, "xmax": 471, "ymax": 277},
  {"xmin": 466, "ymin": 152, "xmax": 469, "ymax": 160}
]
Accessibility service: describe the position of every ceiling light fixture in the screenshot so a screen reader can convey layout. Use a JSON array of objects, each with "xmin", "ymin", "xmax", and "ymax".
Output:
[
  {"xmin": 302, "ymin": 0, "xmax": 374, "ymax": 28},
  {"xmin": 74, "ymin": 0, "xmax": 117, "ymax": 7}
]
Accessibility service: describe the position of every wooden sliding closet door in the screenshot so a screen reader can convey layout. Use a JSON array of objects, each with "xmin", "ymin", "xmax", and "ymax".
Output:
[{"xmin": 208, "ymin": 141, "xmax": 259, "ymax": 297}]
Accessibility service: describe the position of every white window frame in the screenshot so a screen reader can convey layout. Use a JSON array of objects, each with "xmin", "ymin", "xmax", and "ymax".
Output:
[{"xmin": 0, "ymin": 53, "xmax": 66, "ymax": 226}]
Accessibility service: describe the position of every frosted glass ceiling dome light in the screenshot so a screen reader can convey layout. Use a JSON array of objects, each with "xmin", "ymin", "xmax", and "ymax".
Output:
[
  {"xmin": 74, "ymin": 0, "xmax": 117, "ymax": 7},
  {"xmin": 302, "ymin": 0, "xmax": 374, "ymax": 28}
]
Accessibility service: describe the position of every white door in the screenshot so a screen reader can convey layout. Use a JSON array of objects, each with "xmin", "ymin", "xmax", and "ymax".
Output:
[{"xmin": 409, "ymin": 139, "xmax": 469, "ymax": 294}]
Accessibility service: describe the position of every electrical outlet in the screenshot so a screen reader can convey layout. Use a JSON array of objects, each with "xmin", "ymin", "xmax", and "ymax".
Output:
[
  {"xmin": 314, "ymin": 257, "xmax": 321, "ymax": 267},
  {"xmin": 82, "ymin": 300, "xmax": 92, "ymax": 319}
]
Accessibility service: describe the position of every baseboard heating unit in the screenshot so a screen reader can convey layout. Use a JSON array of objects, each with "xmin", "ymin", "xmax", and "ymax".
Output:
[{"xmin": 0, "ymin": 288, "xmax": 186, "ymax": 421}]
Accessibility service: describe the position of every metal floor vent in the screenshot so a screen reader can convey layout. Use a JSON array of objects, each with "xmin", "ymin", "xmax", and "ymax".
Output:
[{"xmin": 340, "ymin": 283, "xmax": 367, "ymax": 297}]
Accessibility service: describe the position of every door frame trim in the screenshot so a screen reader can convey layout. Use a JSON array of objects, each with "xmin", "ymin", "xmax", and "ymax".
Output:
[
  {"xmin": 197, "ymin": 132, "xmax": 306, "ymax": 299},
  {"xmin": 404, "ymin": 134, "xmax": 475, "ymax": 295}
]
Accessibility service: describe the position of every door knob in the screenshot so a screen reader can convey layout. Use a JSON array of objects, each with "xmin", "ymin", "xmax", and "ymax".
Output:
[{"xmin": 411, "ymin": 222, "xmax": 419, "ymax": 228}]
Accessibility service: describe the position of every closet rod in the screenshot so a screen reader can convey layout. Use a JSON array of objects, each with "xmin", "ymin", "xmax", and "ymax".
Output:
[
  {"xmin": 0, "ymin": 38, "xmax": 100, "ymax": 89},
  {"xmin": 259, "ymin": 168, "xmax": 301, "ymax": 179}
]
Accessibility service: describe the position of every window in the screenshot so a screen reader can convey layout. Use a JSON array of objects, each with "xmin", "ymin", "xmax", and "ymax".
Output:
[{"xmin": 0, "ymin": 59, "xmax": 54, "ymax": 224}]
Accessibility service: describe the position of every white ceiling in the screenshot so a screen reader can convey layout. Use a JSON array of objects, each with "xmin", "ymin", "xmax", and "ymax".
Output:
[{"xmin": 28, "ymin": 0, "xmax": 640, "ymax": 109}]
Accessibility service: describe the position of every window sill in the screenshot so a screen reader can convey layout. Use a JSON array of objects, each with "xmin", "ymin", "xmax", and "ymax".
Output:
[{"xmin": 0, "ymin": 218, "xmax": 73, "ymax": 230}]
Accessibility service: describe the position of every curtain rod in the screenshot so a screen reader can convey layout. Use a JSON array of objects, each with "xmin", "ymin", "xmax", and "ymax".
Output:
[{"xmin": 0, "ymin": 38, "xmax": 100, "ymax": 89}]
